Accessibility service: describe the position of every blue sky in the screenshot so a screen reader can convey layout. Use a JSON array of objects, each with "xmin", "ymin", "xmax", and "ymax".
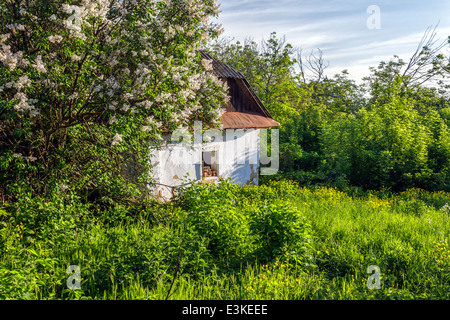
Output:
[{"xmin": 214, "ymin": 0, "xmax": 450, "ymax": 82}]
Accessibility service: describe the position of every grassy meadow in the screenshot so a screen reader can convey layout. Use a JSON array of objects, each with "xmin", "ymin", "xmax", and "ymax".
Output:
[{"xmin": 0, "ymin": 180, "xmax": 449, "ymax": 300}]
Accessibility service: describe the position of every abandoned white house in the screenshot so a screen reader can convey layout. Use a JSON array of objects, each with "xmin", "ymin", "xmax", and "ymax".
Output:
[{"xmin": 149, "ymin": 52, "xmax": 280, "ymax": 200}]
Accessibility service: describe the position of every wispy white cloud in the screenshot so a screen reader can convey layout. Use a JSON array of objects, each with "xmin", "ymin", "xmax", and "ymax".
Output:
[{"xmin": 215, "ymin": 0, "xmax": 450, "ymax": 82}]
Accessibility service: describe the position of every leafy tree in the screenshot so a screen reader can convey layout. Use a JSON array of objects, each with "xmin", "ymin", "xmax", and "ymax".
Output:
[
  {"xmin": 0, "ymin": 0, "xmax": 228, "ymax": 200},
  {"xmin": 207, "ymin": 32, "xmax": 301, "ymax": 125},
  {"xmin": 208, "ymin": 28, "xmax": 450, "ymax": 191},
  {"xmin": 322, "ymin": 82, "xmax": 450, "ymax": 191}
]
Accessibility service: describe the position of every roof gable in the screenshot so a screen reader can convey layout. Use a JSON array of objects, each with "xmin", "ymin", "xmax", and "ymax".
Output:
[{"xmin": 200, "ymin": 51, "xmax": 280, "ymax": 129}]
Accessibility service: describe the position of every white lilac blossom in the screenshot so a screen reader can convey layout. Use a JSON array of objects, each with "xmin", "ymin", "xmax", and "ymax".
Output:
[
  {"xmin": 13, "ymin": 76, "xmax": 31, "ymax": 90},
  {"xmin": 0, "ymin": 34, "xmax": 9, "ymax": 42},
  {"xmin": 0, "ymin": 45, "xmax": 20, "ymax": 70},
  {"xmin": 32, "ymin": 55, "xmax": 46, "ymax": 73},
  {"xmin": 48, "ymin": 35, "xmax": 63, "ymax": 43},
  {"xmin": 29, "ymin": 109, "xmax": 40, "ymax": 117},
  {"xmin": 68, "ymin": 92, "xmax": 79, "ymax": 100},
  {"xmin": 442, "ymin": 203, "xmax": 450, "ymax": 214},
  {"xmin": 109, "ymin": 101, "xmax": 118, "ymax": 110},
  {"xmin": 1, "ymin": 0, "xmax": 227, "ymax": 136},
  {"xmin": 71, "ymin": 54, "xmax": 82, "ymax": 62},
  {"xmin": 108, "ymin": 115, "xmax": 117, "ymax": 124},
  {"xmin": 111, "ymin": 133, "xmax": 123, "ymax": 146},
  {"xmin": 6, "ymin": 23, "xmax": 25, "ymax": 31}
]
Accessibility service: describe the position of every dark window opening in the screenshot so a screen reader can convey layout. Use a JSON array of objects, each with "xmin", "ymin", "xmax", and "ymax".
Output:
[{"xmin": 202, "ymin": 151, "xmax": 218, "ymax": 179}]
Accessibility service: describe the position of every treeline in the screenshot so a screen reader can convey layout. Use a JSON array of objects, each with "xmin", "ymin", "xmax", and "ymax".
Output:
[{"xmin": 206, "ymin": 29, "xmax": 450, "ymax": 192}]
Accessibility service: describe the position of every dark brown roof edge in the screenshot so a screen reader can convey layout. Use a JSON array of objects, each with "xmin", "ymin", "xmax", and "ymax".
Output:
[
  {"xmin": 199, "ymin": 50, "xmax": 277, "ymax": 124},
  {"xmin": 199, "ymin": 51, "xmax": 245, "ymax": 79},
  {"xmin": 239, "ymin": 78, "xmax": 273, "ymax": 119},
  {"xmin": 221, "ymin": 112, "xmax": 280, "ymax": 130}
]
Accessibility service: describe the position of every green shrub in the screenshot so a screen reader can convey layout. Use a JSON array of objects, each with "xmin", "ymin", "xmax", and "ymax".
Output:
[
  {"xmin": 179, "ymin": 180, "xmax": 253, "ymax": 260},
  {"xmin": 238, "ymin": 179, "xmax": 303, "ymax": 203},
  {"xmin": 391, "ymin": 198, "xmax": 431, "ymax": 217},
  {"xmin": 7, "ymin": 194, "xmax": 91, "ymax": 244},
  {"xmin": 178, "ymin": 180, "xmax": 315, "ymax": 267},
  {"xmin": 249, "ymin": 200, "xmax": 314, "ymax": 265},
  {"xmin": 66, "ymin": 222, "xmax": 212, "ymax": 298},
  {"xmin": 0, "ymin": 248, "xmax": 65, "ymax": 300}
]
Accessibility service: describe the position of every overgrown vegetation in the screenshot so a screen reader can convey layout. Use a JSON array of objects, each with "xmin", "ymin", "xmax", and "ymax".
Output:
[
  {"xmin": 0, "ymin": 0, "xmax": 228, "ymax": 203},
  {"xmin": 207, "ymin": 29, "xmax": 450, "ymax": 192},
  {"xmin": 1, "ymin": 180, "xmax": 449, "ymax": 300},
  {"xmin": 1, "ymin": 1, "xmax": 450, "ymax": 301}
]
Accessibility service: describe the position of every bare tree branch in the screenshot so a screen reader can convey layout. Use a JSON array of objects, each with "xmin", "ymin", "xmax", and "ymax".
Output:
[{"xmin": 402, "ymin": 23, "xmax": 450, "ymax": 87}]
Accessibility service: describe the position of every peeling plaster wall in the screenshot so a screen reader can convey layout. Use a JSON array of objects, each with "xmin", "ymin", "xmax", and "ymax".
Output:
[
  {"xmin": 150, "ymin": 144, "xmax": 202, "ymax": 200},
  {"xmin": 149, "ymin": 129, "xmax": 260, "ymax": 200},
  {"xmin": 218, "ymin": 129, "xmax": 260, "ymax": 186}
]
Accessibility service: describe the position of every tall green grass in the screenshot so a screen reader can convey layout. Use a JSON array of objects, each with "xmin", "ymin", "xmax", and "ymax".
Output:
[{"xmin": 0, "ymin": 181, "xmax": 449, "ymax": 300}]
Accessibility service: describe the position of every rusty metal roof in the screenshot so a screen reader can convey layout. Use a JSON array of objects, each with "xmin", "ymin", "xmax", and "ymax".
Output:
[
  {"xmin": 200, "ymin": 51, "xmax": 245, "ymax": 79},
  {"xmin": 221, "ymin": 112, "xmax": 280, "ymax": 130},
  {"xmin": 200, "ymin": 51, "xmax": 280, "ymax": 129}
]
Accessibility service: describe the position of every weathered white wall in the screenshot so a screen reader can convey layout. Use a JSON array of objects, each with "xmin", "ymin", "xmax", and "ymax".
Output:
[
  {"xmin": 219, "ymin": 129, "xmax": 260, "ymax": 186},
  {"xmin": 149, "ymin": 129, "xmax": 260, "ymax": 200},
  {"xmin": 150, "ymin": 144, "xmax": 201, "ymax": 200}
]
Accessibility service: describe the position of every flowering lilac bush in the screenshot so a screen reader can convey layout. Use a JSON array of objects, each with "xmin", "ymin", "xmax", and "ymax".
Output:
[{"xmin": 0, "ymin": 0, "xmax": 229, "ymax": 199}]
